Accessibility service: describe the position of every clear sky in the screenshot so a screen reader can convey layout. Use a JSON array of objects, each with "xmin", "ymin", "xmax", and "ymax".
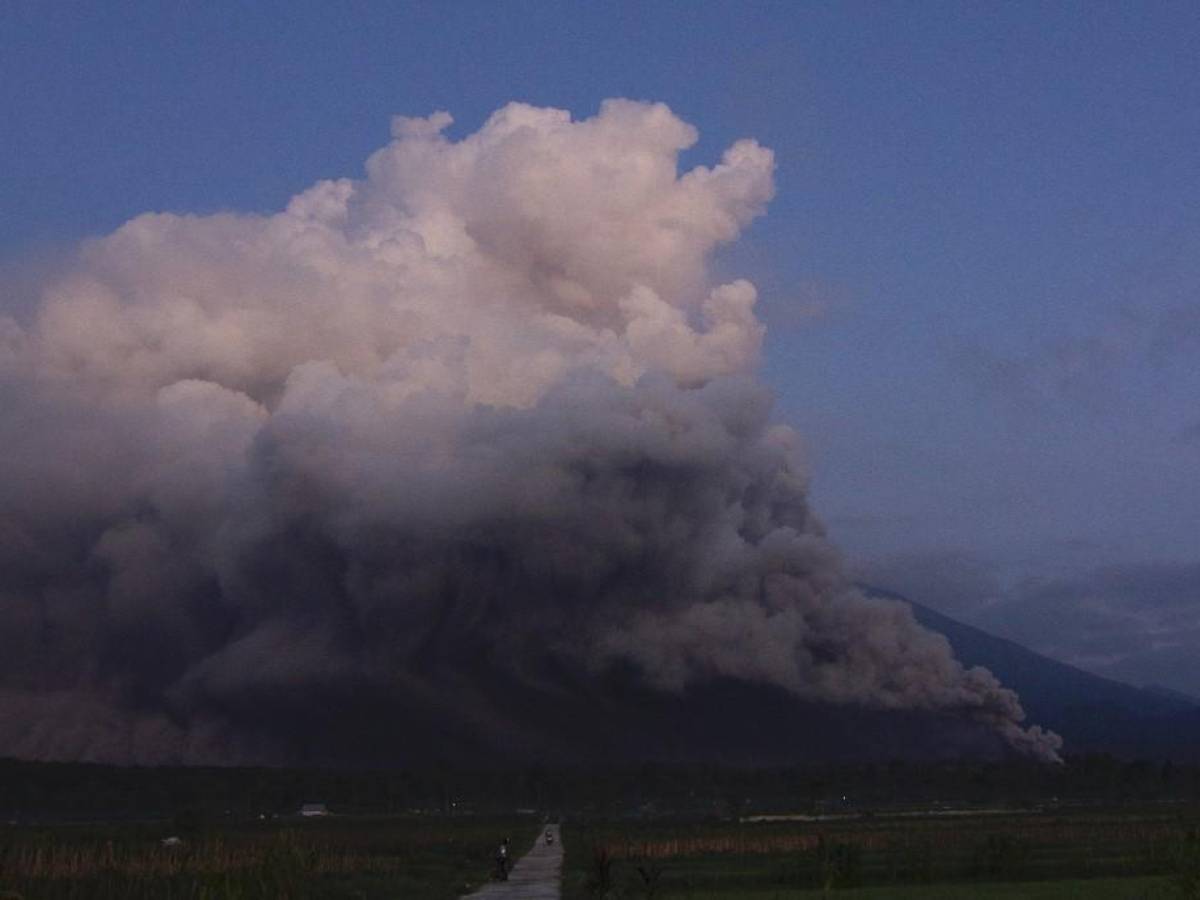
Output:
[{"xmin": 3, "ymin": 1, "xmax": 1198, "ymax": 694}]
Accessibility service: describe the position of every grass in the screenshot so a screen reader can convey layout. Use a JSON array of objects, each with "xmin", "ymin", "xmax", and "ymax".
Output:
[
  {"xmin": 0, "ymin": 815, "xmax": 538, "ymax": 899},
  {"xmin": 669, "ymin": 875, "xmax": 1172, "ymax": 898},
  {"xmin": 562, "ymin": 806, "xmax": 1200, "ymax": 899}
]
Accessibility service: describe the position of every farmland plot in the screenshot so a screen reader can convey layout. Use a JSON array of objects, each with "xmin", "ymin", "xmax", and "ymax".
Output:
[
  {"xmin": 562, "ymin": 806, "xmax": 1200, "ymax": 898},
  {"xmin": 0, "ymin": 816, "xmax": 537, "ymax": 899}
]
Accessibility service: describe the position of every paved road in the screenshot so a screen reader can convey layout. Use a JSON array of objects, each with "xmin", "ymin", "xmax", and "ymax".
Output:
[{"xmin": 461, "ymin": 823, "xmax": 561, "ymax": 899}]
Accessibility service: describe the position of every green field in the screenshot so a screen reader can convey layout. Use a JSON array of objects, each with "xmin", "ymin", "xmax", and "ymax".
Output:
[
  {"xmin": 657, "ymin": 877, "xmax": 1171, "ymax": 898},
  {"xmin": 562, "ymin": 807, "xmax": 1200, "ymax": 899},
  {"xmin": 4, "ymin": 799, "xmax": 1200, "ymax": 898},
  {"xmin": 0, "ymin": 816, "xmax": 537, "ymax": 899}
]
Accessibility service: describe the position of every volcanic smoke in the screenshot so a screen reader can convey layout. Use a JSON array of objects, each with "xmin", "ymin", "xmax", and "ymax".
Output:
[{"xmin": 0, "ymin": 101, "xmax": 1061, "ymax": 764}]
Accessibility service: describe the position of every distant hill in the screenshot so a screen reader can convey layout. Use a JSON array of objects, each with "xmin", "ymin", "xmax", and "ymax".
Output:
[
  {"xmin": 172, "ymin": 591, "xmax": 1200, "ymax": 766},
  {"xmin": 865, "ymin": 587, "xmax": 1200, "ymax": 761},
  {"xmin": 1141, "ymin": 683, "xmax": 1200, "ymax": 708},
  {"xmin": 348, "ymin": 582, "xmax": 1200, "ymax": 767},
  {"xmin": 7, "ymin": 585, "xmax": 1195, "ymax": 770}
]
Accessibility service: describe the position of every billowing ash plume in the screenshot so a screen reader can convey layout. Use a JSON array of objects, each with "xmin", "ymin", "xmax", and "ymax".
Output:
[{"xmin": 0, "ymin": 101, "xmax": 1061, "ymax": 765}]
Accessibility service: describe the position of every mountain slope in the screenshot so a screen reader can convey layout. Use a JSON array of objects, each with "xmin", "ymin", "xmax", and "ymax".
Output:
[
  {"xmin": 865, "ymin": 587, "xmax": 1200, "ymax": 760},
  {"xmin": 217, "ymin": 593, "xmax": 1200, "ymax": 766}
]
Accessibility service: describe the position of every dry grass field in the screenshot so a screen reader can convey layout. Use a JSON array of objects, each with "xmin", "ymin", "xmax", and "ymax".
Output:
[
  {"xmin": 563, "ymin": 806, "xmax": 1200, "ymax": 899},
  {"xmin": 0, "ymin": 816, "xmax": 537, "ymax": 899}
]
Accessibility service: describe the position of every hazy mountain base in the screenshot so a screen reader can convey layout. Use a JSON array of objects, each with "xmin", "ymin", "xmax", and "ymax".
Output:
[
  {"xmin": 5, "ymin": 755, "xmax": 1200, "ymax": 824},
  {"xmin": 3, "ymin": 589, "xmax": 1198, "ymax": 772},
  {"xmin": 892, "ymin": 593, "xmax": 1200, "ymax": 761},
  {"xmin": 199, "ymin": 595, "xmax": 1200, "ymax": 767}
]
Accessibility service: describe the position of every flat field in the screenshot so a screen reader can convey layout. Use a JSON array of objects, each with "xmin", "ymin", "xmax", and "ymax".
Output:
[
  {"xmin": 652, "ymin": 877, "xmax": 1170, "ymax": 898},
  {"xmin": 0, "ymin": 815, "xmax": 537, "ymax": 899},
  {"xmin": 562, "ymin": 805, "xmax": 1200, "ymax": 899}
]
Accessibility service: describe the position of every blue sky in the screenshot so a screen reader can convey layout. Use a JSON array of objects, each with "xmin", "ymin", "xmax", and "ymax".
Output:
[{"xmin": 3, "ymin": 1, "xmax": 1198, "ymax": 691}]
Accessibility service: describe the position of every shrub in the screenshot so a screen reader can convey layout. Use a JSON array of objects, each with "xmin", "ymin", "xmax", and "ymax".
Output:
[
  {"xmin": 587, "ymin": 845, "xmax": 615, "ymax": 897},
  {"xmin": 1173, "ymin": 828, "xmax": 1200, "ymax": 900},
  {"xmin": 969, "ymin": 832, "xmax": 1029, "ymax": 881},
  {"xmin": 813, "ymin": 834, "xmax": 861, "ymax": 892}
]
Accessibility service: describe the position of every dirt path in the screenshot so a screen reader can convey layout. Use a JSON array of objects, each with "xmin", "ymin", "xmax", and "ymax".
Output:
[{"xmin": 461, "ymin": 823, "xmax": 561, "ymax": 899}]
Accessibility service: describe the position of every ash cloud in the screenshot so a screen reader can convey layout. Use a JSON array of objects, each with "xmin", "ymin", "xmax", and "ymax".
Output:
[
  {"xmin": 0, "ymin": 100, "xmax": 1060, "ymax": 764},
  {"xmin": 863, "ymin": 551, "xmax": 1200, "ymax": 700}
]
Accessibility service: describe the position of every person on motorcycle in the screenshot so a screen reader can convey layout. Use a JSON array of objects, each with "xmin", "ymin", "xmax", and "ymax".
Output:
[{"xmin": 495, "ymin": 837, "xmax": 510, "ymax": 880}]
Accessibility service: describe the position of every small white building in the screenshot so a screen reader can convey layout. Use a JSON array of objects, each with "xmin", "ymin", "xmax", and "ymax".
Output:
[{"xmin": 299, "ymin": 803, "xmax": 329, "ymax": 817}]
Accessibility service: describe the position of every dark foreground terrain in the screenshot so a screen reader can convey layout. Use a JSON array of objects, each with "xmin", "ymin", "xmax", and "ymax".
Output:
[
  {"xmin": 3, "ymin": 757, "xmax": 1200, "ymax": 898},
  {"xmin": 4, "ymin": 807, "xmax": 1198, "ymax": 900},
  {"xmin": 0, "ymin": 815, "xmax": 539, "ymax": 900},
  {"xmin": 562, "ymin": 806, "xmax": 1200, "ymax": 898}
]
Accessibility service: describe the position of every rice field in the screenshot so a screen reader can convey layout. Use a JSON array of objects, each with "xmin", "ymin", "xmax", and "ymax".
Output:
[
  {"xmin": 0, "ymin": 815, "xmax": 537, "ymax": 899},
  {"xmin": 562, "ymin": 805, "xmax": 1200, "ymax": 898}
]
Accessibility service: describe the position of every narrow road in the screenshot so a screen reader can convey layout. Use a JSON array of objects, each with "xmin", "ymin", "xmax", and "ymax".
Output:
[{"xmin": 461, "ymin": 823, "xmax": 562, "ymax": 899}]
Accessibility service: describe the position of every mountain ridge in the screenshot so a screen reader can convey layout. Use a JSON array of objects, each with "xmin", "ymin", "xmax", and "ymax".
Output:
[{"xmin": 864, "ymin": 586, "xmax": 1200, "ymax": 760}]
